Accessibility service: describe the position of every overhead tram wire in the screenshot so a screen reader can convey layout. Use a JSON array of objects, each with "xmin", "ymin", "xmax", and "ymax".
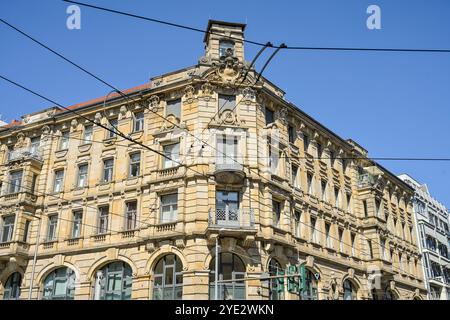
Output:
[{"xmin": 62, "ymin": 0, "xmax": 450, "ymax": 54}]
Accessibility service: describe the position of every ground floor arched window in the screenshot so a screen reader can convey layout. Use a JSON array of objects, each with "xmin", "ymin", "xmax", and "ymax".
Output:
[
  {"xmin": 209, "ymin": 252, "xmax": 246, "ymax": 300},
  {"xmin": 3, "ymin": 272, "xmax": 22, "ymax": 300},
  {"xmin": 268, "ymin": 259, "xmax": 284, "ymax": 300},
  {"xmin": 153, "ymin": 254, "xmax": 183, "ymax": 300},
  {"xmin": 299, "ymin": 268, "xmax": 318, "ymax": 300},
  {"xmin": 343, "ymin": 279, "xmax": 357, "ymax": 300},
  {"xmin": 94, "ymin": 261, "xmax": 132, "ymax": 300},
  {"xmin": 384, "ymin": 287, "xmax": 398, "ymax": 300},
  {"xmin": 42, "ymin": 267, "xmax": 75, "ymax": 300}
]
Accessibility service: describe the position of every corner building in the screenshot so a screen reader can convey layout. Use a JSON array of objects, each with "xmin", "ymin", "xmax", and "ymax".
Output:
[{"xmin": 0, "ymin": 20, "xmax": 426, "ymax": 300}]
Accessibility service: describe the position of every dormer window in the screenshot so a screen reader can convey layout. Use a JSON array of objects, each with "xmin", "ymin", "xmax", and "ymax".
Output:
[{"xmin": 219, "ymin": 40, "xmax": 235, "ymax": 58}]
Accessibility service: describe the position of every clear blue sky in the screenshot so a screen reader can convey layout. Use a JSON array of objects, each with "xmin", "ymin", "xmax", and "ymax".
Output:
[{"xmin": 1, "ymin": 0, "xmax": 449, "ymax": 207}]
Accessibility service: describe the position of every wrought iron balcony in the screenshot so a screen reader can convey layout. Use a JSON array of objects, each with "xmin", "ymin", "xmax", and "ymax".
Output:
[
  {"xmin": 208, "ymin": 208, "xmax": 255, "ymax": 229},
  {"xmin": 7, "ymin": 147, "xmax": 43, "ymax": 163}
]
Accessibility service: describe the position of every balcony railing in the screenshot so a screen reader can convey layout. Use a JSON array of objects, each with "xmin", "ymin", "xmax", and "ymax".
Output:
[
  {"xmin": 8, "ymin": 147, "xmax": 43, "ymax": 162},
  {"xmin": 208, "ymin": 208, "xmax": 255, "ymax": 229},
  {"xmin": 215, "ymin": 161, "xmax": 244, "ymax": 172},
  {"xmin": 357, "ymin": 173, "xmax": 377, "ymax": 189}
]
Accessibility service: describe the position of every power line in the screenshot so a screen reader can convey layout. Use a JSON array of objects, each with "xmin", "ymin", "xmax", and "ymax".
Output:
[{"xmin": 62, "ymin": 0, "xmax": 450, "ymax": 54}]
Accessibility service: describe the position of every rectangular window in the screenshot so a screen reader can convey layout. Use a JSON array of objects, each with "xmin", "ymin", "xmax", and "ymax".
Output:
[
  {"xmin": 30, "ymin": 173, "xmax": 37, "ymax": 193},
  {"xmin": 363, "ymin": 200, "xmax": 368, "ymax": 217},
  {"xmin": 265, "ymin": 108, "xmax": 274, "ymax": 125},
  {"xmin": 367, "ymin": 240, "xmax": 373, "ymax": 259},
  {"xmin": 325, "ymin": 223, "xmax": 332, "ymax": 248},
  {"xmin": 217, "ymin": 135, "xmax": 239, "ymax": 165},
  {"xmin": 381, "ymin": 239, "xmax": 386, "ymax": 260},
  {"xmin": 53, "ymin": 170, "xmax": 64, "ymax": 193},
  {"xmin": 125, "ymin": 201, "xmax": 137, "ymax": 230},
  {"xmin": 23, "ymin": 220, "xmax": 31, "ymax": 242},
  {"xmin": 329, "ymin": 150, "xmax": 335, "ymax": 167},
  {"xmin": 375, "ymin": 199, "xmax": 381, "ymax": 217},
  {"xmin": 166, "ymin": 99, "xmax": 181, "ymax": 119},
  {"xmin": 272, "ymin": 200, "xmax": 281, "ymax": 227},
  {"xmin": 77, "ymin": 164, "xmax": 88, "ymax": 188},
  {"xmin": 307, "ymin": 173, "xmax": 313, "ymax": 195},
  {"xmin": 347, "ymin": 193, "xmax": 352, "ymax": 213},
  {"xmin": 47, "ymin": 215, "xmax": 58, "ymax": 241},
  {"xmin": 291, "ymin": 165, "xmax": 298, "ymax": 188},
  {"xmin": 218, "ymin": 94, "xmax": 236, "ymax": 113},
  {"xmin": 339, "ymin": 228, "xmax": 344, "ymax": 252},
  {"xmin": 9, "ymin": 171, "xmax": 23, "ymax": 194},
  {"xmin": 59, "ymin": 131, "xmax": 69, "ymax": 150},
  {"xmin": 83, "ymin": 125, "xmax": 93, "ymax": 143},
  {"xmin": 102, "ymin": 158, "xmax": 114, "ymax": 183},
  {"xmin": 351, "ymin": 233, "xmax": 356, "ymax": 257},
  {"xmin": 294, "ymin": 211, "xmax": 301, "ymax": 238},
  {"xmin": 160, "ymin": 194, "xmax": 178, "ymax": 223},
  {"xmin": 334, "ymin": 188, "xmax": 340, "ymax": 208},
  {"xmin": 107, "ymin": 119, "xmax": 118, "ymax": 138},
  {"xmin": 129, "ymin": 153, "xmax": 141, "ymax": 177},
  {"xmin": 317, "ymin": 143, "xmax": 322, "ymax": 158},
  {"xmin": 133, "ymin": 112, "xmax": 144, "ymax": 132},
  {"xmin": 1, "ymin": 215, "xmax": 15, "ymax": 243},
  {"xmin": 321, "ymin": 180, "xmax": 327, "ymax": 201},
  {"xmin": 288, "ymin": 126, "xmax": 295, "ymax": 143},
  {"xmin": 72, "ymin": 211, "xmax": 82, "ymax": 239},
  {"xmin": 310, "ymin": 217, "xmax": 317, "ymax": 243},
  {"xmin": 163, "ymin": 143, "xmax": 180, "ymax": 168},
  {"xmin": 30, "ymin": 137, "xmax": 41, "ymax": 155},
  {"xmin": 219, "ymin": 40, "xmax": 235, "ymax": 58},
  {"xmin": 97, "ymin": 206, "xmax": 109, "ymax": 234},
  {"xmin": 303, "ymin": 135, "xmax": 309, "ymax": 153}
]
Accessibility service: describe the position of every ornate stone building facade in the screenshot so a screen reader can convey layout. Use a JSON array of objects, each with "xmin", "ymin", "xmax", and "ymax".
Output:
[
  {"xmin": 0, "ymin": 20, "xmax": 426, "ymax": 300},
  {"xmin": 398, "ymin": 174, "xmax": 450, "ymax": 300}
]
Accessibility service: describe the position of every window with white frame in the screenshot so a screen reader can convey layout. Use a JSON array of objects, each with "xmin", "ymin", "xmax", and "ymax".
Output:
[
  {"xmin": 218, "ymin": 94, "xmax": 235, "ymax": 113},
  {"xmin": 129, "ymin": 153, "xmax": 141, "ymax": 177},
  {"xmin": 59, "ymin": 131, "xmax": 69, "ymax": 150},
  {"xmin": 47, "ymin": 215, "xmax": 58, "ymax": 241},
  {"xmin": 97, "ymin": 206, "xmax": 109, "ymax": 234},
  {"xmin": 325, "ymin": 223, "xmax": 332, "ymax": 248},
  {"xmin": 160, "ymin": 193, "xmax": 178, "ymax": 223},
  {"xmin": 1, "ymin": 215, "xmax": 15, "ymax": 243},
  {"xmin": 163, "ymin": 143, "xmax": 180, "ymax": 168},
  {"xmin": 76, "ymin": 164, "xmax": 88, "ymax": 188},
  {"xmin": 30, "ymin": 137, "xmax": 41, "ymax": 155},
  {"xmin": 83, "ymin": 125, "xmax": 93, "ymax": 143},
  {"xmin": 310, "ymin": 216, "xmax": 318, "ymax": 243},
  {"xmin": 166, "ymin": 99, "xmax": 181, "ymax": 119},
  {"xmin": 71, "ymin": 211, "xmax": 82, "ymax": 239},
  {"xmin": 107, "ymin": 118, "xmax": 118, "ymax": 138},
  {"xmin": 125, "ymin": 201, "xmax": 137, "ymax": 230},
  {"xmin": 294, "ymin": 211, "xmax": 301, "ymax": 238},
  {"xmin": 219, "ymin": 40, "xmax": 235, "ymax": 58},
  {"xmin": 53, "ymin": 170, "xmax": 64, "ymax": 193},
  {"xmin": 9, "ymin": 171, "xmax": 23, "ymax": 194},
  {"xmin": 133, "ymin": 112, "xmax": 144, "ymax": 132},
  {"xmin": 291, "ymin": 165, "xmax": 298, "ymax": 188},
  {"xmin": 102, "ymin": 158, "xmax": 114, "ymax": 183},
  {"xmin": 217, "ymin": 135, "xmax": 238, "ymax": 165}
]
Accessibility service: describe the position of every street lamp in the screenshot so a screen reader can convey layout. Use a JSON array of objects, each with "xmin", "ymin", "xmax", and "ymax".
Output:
[{"xmin": 214, "ymin": 228, "xmax": 225, "ymax": 300}]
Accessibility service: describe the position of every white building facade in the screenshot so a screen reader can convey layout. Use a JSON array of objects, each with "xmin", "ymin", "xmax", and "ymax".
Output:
[{"xmin": 398, "ymin": 174, "xmax": 450, "ymax": 300}]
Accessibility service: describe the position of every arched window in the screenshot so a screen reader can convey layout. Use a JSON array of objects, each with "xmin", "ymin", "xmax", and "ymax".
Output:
[
  {"xmin": 42, "ymin": 267, "xmax": 75, "ymax": 300},
  {"xmin": 343, "ymin": 279, "xmax": 357, "ymax": 300},
  {"xmin": 3, "ymin": 272, "xmax": 22, "ymax": 300},
  {"xmin": 268, "ymin": 259, "xmax": 283, "ymax": 300},
  {"xmin": 219, "ymin": 40, "xmax": 235, "ymax": 58},
  {"xmin": 384, "ymin": 287, "xmax": 397, "ymax": 300},
  {"xmin": 153, "ymin": 254, "xmax": 183, "ymax": 300},
  {"xmin": 94, "ymin": 261, "xmax": 132, "ymax": 300},
  {"xmin": 300, "ymin": 268, "xmax": 318, "ymax": 300},
  {"xmin": 209, "ymin": 252, "xmax": 245, "ymax": 300}
]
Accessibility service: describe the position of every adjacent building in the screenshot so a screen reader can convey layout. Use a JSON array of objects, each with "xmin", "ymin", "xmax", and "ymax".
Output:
[
  {"xmin": 398, "ymin": 174, "xmax": 450, "ymax": 300},
  {"xmin": 0, "ymin": 20, "xmax": 426, "ymax": 300}
]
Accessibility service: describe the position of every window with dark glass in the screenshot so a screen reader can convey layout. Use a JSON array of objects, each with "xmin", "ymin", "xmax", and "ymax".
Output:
[
  {"xmin": 9, "ymin": 170, "xmax": 23, "ymax": 194},
  {"xmin": 265, "ymin": 108, "xmax": 274, "ymax": 125},
  {"xmin": 272, "ymin": 200, "xmax": 281, "ymax": 227},
  {"xmin": 125, "ymin": 201, "xmax": 137, "ymax": 230},
  {"xmin": 209, "ymin": 253, "xmax": 246, "ymax": 300},
  {"xmin": 71, "ymin": 211, "xmax": 82, "ymax": 239},
  {"xmin": 343, "ymin": 280, "xmax": 356, "ymax": 300},
  {"xmin": 288, "ymin": 126, "xmax": 295, "ymax": 143},
  {"xmin": 219, "ymin": 40, "xmax": 235, "ymax": 58},
  {"xmin": 94, "ymin": 262, "xmax": 132, "ymax": 300},
  {"xmin": 153, "ymin": 255, "xmax": 183, "ymax": 300},
  {"xmin": 133, "ymin": 112, "xmax": 144, "ymax": 132},
  {"xmin": 3, "ymin": 272, "xmax": 22, "ymax": 300},
  {"xmin": 107, "ymin": 119, "xmax": 118, "ymax": 139},
  {"xmin": 166, "ymin": 99, "xmax": 181, "ymax": 119},
  {"xmin": 42, "ymin": 267, "xmax": 75, "ymax": 300},
  {"xmin": 268, "ymin": 259, "xmax": 283, "ymax": 300},
  {"xmin": 97, "ymin": 206, "xmax": 109, "ymax": 234},
  {"xmin": 1, "ymin": 215, "xmax": 15, "ymax": 243},
  {"xmin": 129, "ymin": 153, "xmax": 141, "ymax": 177},
  {"xmin": 102, "ymin": 158, "xmax": 114, "ymax": 183}
]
